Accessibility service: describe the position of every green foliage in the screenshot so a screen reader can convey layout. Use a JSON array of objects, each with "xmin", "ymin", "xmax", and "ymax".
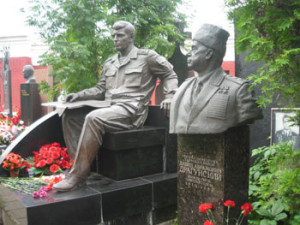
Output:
[
  {"xmin": 256, "ymin": 200, "xmax": 287, "ymax": 225},
  {"xmin": 248, "ymin": 142, "xmax": 300, "ymax": 224},
  {"xmin": 226, "ymin": 0, "xmax": 300, "ymax": 107},
  {"xmin": 24, "ymin": 0, "xmax": 185, "ymax": 99},
  {"xmin": 287, "ymin": 110, "xmax": 300, "ymax": 128},
  {"xmin": 105, "ymin": 0, "xmax": 185, "ymax": 58},
  {"xmin": 0, "ymin": 177, "xmax": 47, "ymax": 195},
  {"xmin": 174, "ymin": 217, "xmax": 178, "ymax": 225}
]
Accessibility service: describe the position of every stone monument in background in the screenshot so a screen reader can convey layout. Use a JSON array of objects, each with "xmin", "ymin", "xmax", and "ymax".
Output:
[
  {"xmin": 2, "ymin": 47, "xmax": 13, "ymax": 118},
  {"xmin": 170, "ymin": 24, "xmax": 263, "ymax": 224},
  {"xmin": 20, "ymin": 65, "xmax": 41, "ymax": 125}
]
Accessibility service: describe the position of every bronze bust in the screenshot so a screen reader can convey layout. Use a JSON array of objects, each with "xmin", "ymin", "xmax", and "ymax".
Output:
[
  {"xmin": 23, "ymin": 65, "xmax": 36, "ymax": 83},
  {"xmin": 170, "ymin": 24, "xmax": 262, "ymax": 134}
]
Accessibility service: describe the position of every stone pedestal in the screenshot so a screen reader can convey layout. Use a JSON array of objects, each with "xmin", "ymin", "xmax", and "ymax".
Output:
[
  {"xmin": 177, "ymin": 126, "xmax": 249, "ymax": 225},
  {"xmin": 20, "ymin": 83, "xmax": 41, "ymax": 125},
  {"xmin": 97, "ymin": 126, "xmax": 165, "ymax": 180}
]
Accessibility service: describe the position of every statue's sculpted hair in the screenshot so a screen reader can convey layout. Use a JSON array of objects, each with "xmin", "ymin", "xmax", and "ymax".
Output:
[{"xmin": 113, "ymin": 21, "xmax": 136, "ymax": 40}]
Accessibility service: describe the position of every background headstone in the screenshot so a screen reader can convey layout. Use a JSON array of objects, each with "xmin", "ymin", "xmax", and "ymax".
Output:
[
  {"xmin": 20, "ymin": 83, "xmax": 41, "ymax": 125},
  {"xmin": 177, "ymin": 126, "xmax": 249, "ymax": 225}
]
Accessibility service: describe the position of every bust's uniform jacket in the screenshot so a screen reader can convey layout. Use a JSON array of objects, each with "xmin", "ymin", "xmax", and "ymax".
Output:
[{"xmin": 170, "ymin": 67, "xmax": 262, "ymax": 134}]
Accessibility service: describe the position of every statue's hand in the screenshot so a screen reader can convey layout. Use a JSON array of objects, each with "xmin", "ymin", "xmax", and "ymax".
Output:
[
  {"xmin": 160, "ymin": 98, "xmax": 172, "ymax": 117},
  {"xmin": 65, "ymin": 93, "xmax": 79, "ymax": 102}
]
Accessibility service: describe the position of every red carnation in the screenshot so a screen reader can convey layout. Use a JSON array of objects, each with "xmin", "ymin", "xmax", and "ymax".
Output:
[
  {"xmin": 49, "ymin": 146, "xmax": 58, "ymax": 152},
  {"xmin": 224, "ymin": 200, "xmax": 236, "ymax": 208},
  {"xmin": 46, "ymin": 157, "xmax": 54, "ymax": 165},
  {"xmin": 36, "ymin": 159, "xmax": 47, "ymax": 168},
  {"xmin": 203, "ymin": 220, "xmax": 214, "ymax": 225},
  {"xmin": 42, "ymin": 151, "xmax": 50, "ymax": 159},
  {"xmin": 54, "ymin": 176, "xmax": 63, "ymax": 184},
  {"xmin": 62, "ymin": 161, "xmax": 71, "ymax": 169},
  {"xmin": 199, "ymin": 203, "xmax": 213, "ymax": 214},
  {"xmin": 60, "ymin": 151, "xmax": 69, "ymax": 160},
  {"xmin": 241, "ymin": 203, "xmax": 253, "ymax": 216},
  {"xmin": 2, "ymin": 161, "xmax": 8, "ymax": 168},
  {"xmin": 39, "ymin": 147, "xmax": 48, "ymax": 153},
  {"xmin": 50, "ymin": 151, "xmax": 60, "ymax": 159},
  {"xmin": 45, "ymin": 183, "xmax": 53, "ymax": 191},
  {"xmin": 49, "ymin": 164, "xmax": 60, "ymax": 173}
]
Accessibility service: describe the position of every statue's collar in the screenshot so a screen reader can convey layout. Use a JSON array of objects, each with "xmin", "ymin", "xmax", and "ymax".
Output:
[
  {"xmin": 115, "ymin": 46, "xmax": 138, "ymax": 60},
  {"xmin": 110, "ymin": 46, "xmax": 138, "ymax": 67},
  {"xmin": 208, "ymin": 67, "xmax": 225, "ymax": 86}
]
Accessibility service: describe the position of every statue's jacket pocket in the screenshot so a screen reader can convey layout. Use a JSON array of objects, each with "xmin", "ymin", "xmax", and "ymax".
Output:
[
  {"xmin": 206, "ymin": 93, "xmax": 229, "ymax": 120},
  {"xmin": 124, "ymin": 68, "xmax": 142, "ymax": 88},
  {"xmin": 105, "ymin": 70, "xmax": 116, "ymax": 89}
]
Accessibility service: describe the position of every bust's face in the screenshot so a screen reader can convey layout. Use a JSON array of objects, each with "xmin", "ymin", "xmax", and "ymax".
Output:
[
  {"xmin": 187, "ymin": 41, "xmax": 210, "ymax": 73},
  {"xmin": 112, "ymin": 28, "xmax": 133, "ymax": 52},
  {"xmin": 23, "ymin": 68, "xmax": 31, "ymax": 79}
]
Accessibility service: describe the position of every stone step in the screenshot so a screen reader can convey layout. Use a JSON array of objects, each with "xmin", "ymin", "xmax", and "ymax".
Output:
[{"xmin": 0, "ymin": 172, "xmax": 177, "ymax": 225}]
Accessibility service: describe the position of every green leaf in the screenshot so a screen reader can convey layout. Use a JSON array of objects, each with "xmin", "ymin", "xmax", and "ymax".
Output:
[
  {"xmin": 274, "ymin": 212, "xmax": 287, "ymax": 221},
  {"xmin": 256, "ymin": 208, "xmax": 273, "ymax": 217},
  {"xmin": 271, "ymin": 200, "xmax": 285, "ymax": 216},
  {"xmin": 29, "ymin": 167, "xmax": 43, "ymax": 175},
  {"xmin": 260, "ymin": 219, "xmax": 276, "ymax": 225}
]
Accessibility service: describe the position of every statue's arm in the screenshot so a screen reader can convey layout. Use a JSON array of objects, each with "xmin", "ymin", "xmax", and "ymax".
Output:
[
  {"xmin": 148, "ymin": 51, "xmax": 178, "ymax": 98},
  {"xmin": 66, "ymin": 75, "xmax": 106, "ymax": 102},
  {"xmin": 147, "ymin": 51, "xmax": 178, "ymax": 115},
  {"xmin": 236, "ymin": 82, "xmax": 263, "ymax": 125}
]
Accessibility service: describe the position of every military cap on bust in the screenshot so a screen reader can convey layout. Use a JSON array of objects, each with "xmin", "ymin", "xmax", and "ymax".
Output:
[{"xmin": 193, "ymin": 24, "xmax": 230, "ymax": 57}]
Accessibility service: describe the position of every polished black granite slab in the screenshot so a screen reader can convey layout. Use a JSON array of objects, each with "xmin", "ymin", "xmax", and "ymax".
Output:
[
  {"xmin": 0, "ymin": 172, "xmax": 177, "ymax": 225},
  {"xmin": 97, "ymin": 127, "xmax": 165, "ymax": 180},
  {"xmin": 177, "ymin": 126, "xmax": 250, "ymax": 225},
  {"xmin": 20, "ymin": 83, "xmax": 42, "ymax": 125},
  {"xmin": 102, "ymin": 126, "xmax": 165, "ymax": 150}
]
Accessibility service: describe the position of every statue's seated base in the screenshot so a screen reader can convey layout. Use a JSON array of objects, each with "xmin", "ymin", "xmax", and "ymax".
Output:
[{"xmin": 93, "ymin": 126, "xmax": 165, "ymax": 180}]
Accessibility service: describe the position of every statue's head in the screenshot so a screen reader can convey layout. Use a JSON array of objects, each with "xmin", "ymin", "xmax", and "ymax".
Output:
[
  {"xmin": 23, "ymin": 65, "xmax": 34, "ymax": 79},
  {"xmin": 187, "ymin": 24, "xmax": 229, "ymax": 73},
  {"xmin": 112, "ymin": 21, "xmax": 136, "ymax": 52}
]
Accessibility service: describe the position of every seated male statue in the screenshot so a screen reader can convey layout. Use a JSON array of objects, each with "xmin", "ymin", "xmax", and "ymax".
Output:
[
  {"xmin": 53, "ymin": 20, "xmax": 178, "ymax": 191},
  {"xmin": 170, "ymin": 24, "xmax": 262, "ymax": 134}
]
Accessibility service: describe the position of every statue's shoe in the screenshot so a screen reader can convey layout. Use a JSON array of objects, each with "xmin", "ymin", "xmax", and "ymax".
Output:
[{"xmin": 53, "ymin": 175, "xmax": 86, "ymax": 192}]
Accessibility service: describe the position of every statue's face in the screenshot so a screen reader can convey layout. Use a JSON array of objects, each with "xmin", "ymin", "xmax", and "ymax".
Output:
[
  {"xmin": 113, "ymin": 28, "xmax": 133, "ymax": 52},
  {"xmin": 23, "ymin": 68, "xmax": 31, "ymax": 79},
  {"xmin": 187, "ymin": 41, "xmax": 211, "ymax": 73}
]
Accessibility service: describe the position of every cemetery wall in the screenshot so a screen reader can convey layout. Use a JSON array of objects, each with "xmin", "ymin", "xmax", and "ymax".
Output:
[{"xmin": 0, "ymin": 57, "xmax": 52, "ymax": 115}]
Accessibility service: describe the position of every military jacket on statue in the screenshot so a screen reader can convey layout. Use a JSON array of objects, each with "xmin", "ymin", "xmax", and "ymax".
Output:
[
  {"xmin": 170, "ymin": 67, "xmax": 262, "ymax": 134},
  {"xmin": 75, "ymin": 46, "xmax": 177, "ymax": 126}
]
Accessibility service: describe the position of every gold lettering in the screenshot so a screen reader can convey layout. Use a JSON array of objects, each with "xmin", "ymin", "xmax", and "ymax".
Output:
[{"xmin": 21, "ymin": 89, "xmax": 30, "ymax": 96}]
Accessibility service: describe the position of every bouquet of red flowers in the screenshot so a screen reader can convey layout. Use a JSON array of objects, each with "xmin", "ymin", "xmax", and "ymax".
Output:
[
  {"xmin": 1, "ymin": 152, "xmax": 30, "ymax": 176},
  {"xmin": 0, "ymin": 110, "xmax": 26, "ymax": 145},
  {"xmin": 199, "ymin": 200, "xmax": 253, "ymax": 225},
  {"xmin": 28, "ymin": 142, "xmax": 73, "ymax": 176}
]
